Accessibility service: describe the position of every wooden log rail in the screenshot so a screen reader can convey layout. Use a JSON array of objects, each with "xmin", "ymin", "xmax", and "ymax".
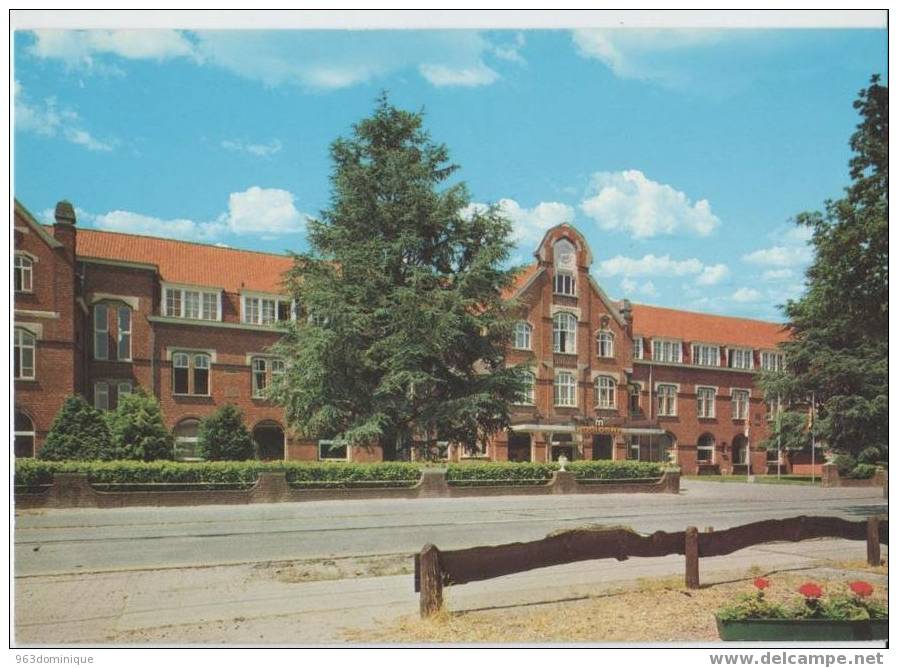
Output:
[{"xmin": 414, "ymin": 515, "xmax": 888, "ymax": 617}]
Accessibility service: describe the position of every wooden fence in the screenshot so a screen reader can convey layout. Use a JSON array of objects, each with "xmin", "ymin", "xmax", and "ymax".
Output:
[{"xmin": 414, "ymin": 514, "xmax": 888, "ymax": 617}]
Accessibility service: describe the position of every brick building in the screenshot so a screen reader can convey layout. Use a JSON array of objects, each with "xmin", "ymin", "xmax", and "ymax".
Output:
[{"xmin": 13, "ymin": 200, "xmax": 798, "ymax": 474}]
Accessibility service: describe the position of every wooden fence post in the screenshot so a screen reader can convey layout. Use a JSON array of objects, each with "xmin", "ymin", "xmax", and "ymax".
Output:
[
  {"xmin": 866, "ymin": 516, "xmax": 881, "ymax": 567},
  {"xmin": 419, "ymin": 543, "xmax": 443, "ymax": 617},
  {"xmin": 685, "ymin": 526, "xmax": 700, "ymax": 589}
]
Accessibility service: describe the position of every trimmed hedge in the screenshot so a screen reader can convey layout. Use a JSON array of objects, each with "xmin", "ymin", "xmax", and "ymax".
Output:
[
  {"xmin": 567, "ymin": 460, "xmax": 664, "ymax": 479},
  {"xmin": 848, "ymin": 463, "xmax": 877, "ymax": 479},
  {"xmin": 285, "ymin": 462, "xmax": 422, "ymax": 488},
  {"xmin": 446, "ymin": 460, "xmax": 665, "ymax": 486}
]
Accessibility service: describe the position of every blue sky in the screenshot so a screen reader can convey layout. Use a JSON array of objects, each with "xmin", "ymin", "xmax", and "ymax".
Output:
[{"xmin": 13, "ymin": 28, "xmax": 887, "ymax": 320}]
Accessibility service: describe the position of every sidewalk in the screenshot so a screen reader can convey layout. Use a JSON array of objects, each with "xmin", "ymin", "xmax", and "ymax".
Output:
[{"xmin": 14, "ymin": 537, "xmax": 886, "ymax": 645}]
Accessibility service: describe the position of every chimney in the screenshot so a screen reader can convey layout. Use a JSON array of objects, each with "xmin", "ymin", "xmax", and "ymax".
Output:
[
  {"xmin": 619, "ymin": 299, "xmax": 633, "ymax": 336},
  {"xmin": 53, "ymin": 200, "xmax": 77, "ymax": 261}
]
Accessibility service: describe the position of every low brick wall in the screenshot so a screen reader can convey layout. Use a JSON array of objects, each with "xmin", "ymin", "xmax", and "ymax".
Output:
[
  {"xmin": 14, "ymin": 469, "xmax": 680, "ymax": 510},
  {"xmin": 821, "ymin": 463, "xmax": 887, "ymax": 494}
]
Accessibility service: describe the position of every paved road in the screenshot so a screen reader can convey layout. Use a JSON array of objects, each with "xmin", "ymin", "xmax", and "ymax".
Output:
[
  {"xmin": 14, "ymin": 480, "xmax": 886, "ymax": 576},
  {"xmin": 14, "ymin": 481, "xmax": 888, "ymax": 645}
]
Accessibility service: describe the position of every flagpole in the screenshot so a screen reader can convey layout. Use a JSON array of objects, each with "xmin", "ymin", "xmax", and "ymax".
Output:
[
  {"xmin": 776, "ymin": 395, "xmax": 782, "ymax": 480},
  {"xmin": 810, "ymin": 392, "xmax": 816, "ymax": 486}
]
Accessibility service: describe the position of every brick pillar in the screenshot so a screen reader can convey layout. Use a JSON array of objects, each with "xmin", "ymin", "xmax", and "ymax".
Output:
[
  {"xmin": 821, "ymin": 463, "xmax": 840, "ymax": 488},
  {"xmin": 491, "ymin": 430, "xmax": 509, "ymax": 462}
]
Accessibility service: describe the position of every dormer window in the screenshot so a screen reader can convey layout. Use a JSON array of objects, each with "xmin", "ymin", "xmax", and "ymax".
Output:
[
  {"xmin": 554, "ymin": 272, "xmax": 576, "ymax": 296},
  {"xmin": 163, "ymin": 285, "xmax": 221, "ymax": 321},
  {"xmin": 728, "ymin": 348, "xmax": 754, "ymax": 370},
  {"xmin": 242, "ymin": 294, "xmax": 294, "ymax": 326},
  {"xmin": 692, "ymin": 343, "xmax": 720, "ymax": 367},
  {"xmin": 760, "ymin": 351, "xmax": 785, "ymax": 372},
  {"xmin": 652, "ymin": 339, "xmax": 682, "ymax": 363}
]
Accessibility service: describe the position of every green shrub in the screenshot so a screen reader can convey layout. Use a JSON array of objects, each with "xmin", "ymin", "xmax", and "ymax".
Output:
[
  {"xmin": 198, "ymin": 405, "xmax": 255, "ymax": 461},
  {"xmin": 831, "ymin": 453, "xmax": 857, "ymax": 477},
  {"xmin": 848, "ymin": 463, "xmax": 877, "ymax": 479},
  {"xmin": 567, "ymin": 460, "xmax": 663, "ymax": 479},
  {"xmin": 446, "ymin": 462, "xmax": 555, "ymax": 486},
  {"xmin": 38, "ymin": 395, "xmax": 115, "ymax": 461},
  {"xmin": 857, "ymin": 447, "xmax": 882, "ymax": 465},
  {"xmin": 285, "ymin": 462, "xmax": 422, "ymax": 487},
  {"xmin": 106, "ymin": 390, "xmax": 174, "ymax": 461}
]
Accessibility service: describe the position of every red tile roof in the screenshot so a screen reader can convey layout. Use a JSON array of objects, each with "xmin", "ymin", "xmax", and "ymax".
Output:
[
  {"xmin": 74, "ymin": 227, "xmax": 294, "ymax": 294},
  {"xmin": 503, "ymin": 263, "xmax": 541, "ymax": 299},
  {"xmin": 631, "ymin": 303, "xmax": 789, "ymax": 349}
]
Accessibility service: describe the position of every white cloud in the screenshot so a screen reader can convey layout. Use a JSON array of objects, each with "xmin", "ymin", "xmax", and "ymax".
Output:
[
  {"xmin": 221, "ymin": 138, "xmax": 283, "ymax": 158},
  {"xmin": 580, "ymin": 170, "xmax": 720, "ymax": 239},
  {"xmin": 88, "ymin": 186, "xmax": 308, "ymax": 241},
  {"xmin": 762, "ymin": 268, "xmax": 793, "ymax": 281},
  {"xmin": 14, "ymin": 80, "xmax": 114, "ymax": 151},
  {"xmin": 491, "ymin": 33, "xmax": 526, "ymax": 63},
  {"xmin": 596, "ymin": 253, "xmax": 703, "ymax": 278},
  {"xmin": 743, "ymin": 245, "xmax": 813, "ymax": 267},
  {"xmin": 224, "ymin": 187, "xmax": 306, "ymax": 235},
  {"xmin": 464, "ymin": 198, "xmax": 574, "ymax": 246},
  {"xmin": 620, "ymin": 277, "xmax": 658, "ymax": 297},
  {"xmin": 418, "ymin": 62, "xmax": 499, "ymax": 87},
  {"xmin": 695, "ymin": 263, "xmax": 729, "ymax": 286},
  {"xmin": 732, "ymin": 287, "xmax": 762, "ymax": 303},
  {"xmin": 571, "ymin": 29, "xmax": 723, "ymax": 84},
  {"xmin": 29, "ymin": 30, "xmax": 197, "ymax": 68}
]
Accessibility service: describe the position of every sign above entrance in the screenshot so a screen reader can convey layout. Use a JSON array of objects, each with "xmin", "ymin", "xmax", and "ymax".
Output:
[{"xmin": 577, "ymin": 418, "xmax": 622, "ymax": 436}]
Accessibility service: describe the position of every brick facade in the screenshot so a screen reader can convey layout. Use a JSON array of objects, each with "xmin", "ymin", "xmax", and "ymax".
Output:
[{"xmin": 13, "ymin": 201, "xmax": 788, "ymax": 473}]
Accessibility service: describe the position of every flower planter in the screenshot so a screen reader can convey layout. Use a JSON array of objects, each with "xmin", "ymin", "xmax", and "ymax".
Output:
[{"xmin": 716, "ymin": 616, "xmax": 888, "ymax": 641}]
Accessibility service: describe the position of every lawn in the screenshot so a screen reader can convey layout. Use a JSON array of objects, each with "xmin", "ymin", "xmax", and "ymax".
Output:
[{"xmin": 684, "ymin": 475, "xmax": 819, "ymax": 486}]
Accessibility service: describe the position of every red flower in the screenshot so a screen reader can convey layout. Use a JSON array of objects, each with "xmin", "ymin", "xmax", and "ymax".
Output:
[
  {"xmin": 753, "ymin": 577, "xmax": 771, "ymax": 590},
  {"xmin": 849, "ymin": 581, "xmax": 874, "ymax": 598},
  {"xmin": 798, "ymin": 582, "xmax": 824, "ymax": 599}
]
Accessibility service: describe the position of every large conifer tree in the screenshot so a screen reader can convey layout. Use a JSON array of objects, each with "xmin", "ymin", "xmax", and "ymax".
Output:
[
  {"xmin": 271, "ymin": 96, "xmax": 526, "ymax": 459},
  {"xmin": 760, "ymin": 76, "xmax": 887, "ymax": 458}
]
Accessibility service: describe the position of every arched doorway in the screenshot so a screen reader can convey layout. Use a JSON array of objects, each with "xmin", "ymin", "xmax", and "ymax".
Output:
[
  {"xmin": 732, "ymin": 434, "xmax": 749, "ymax": 467},
  {"xmin": 508, "ymin": 432, "xmax": 531, "ymax": 462},
  {"xmin": 173, "ymin": 418, "xmax": 201, "ymax": 461},
  {"xmin": 14, "ymin": 412, "xmax": 35, "ymax": 458},
  {"xmin": 592, "ymin": 434, "xmax": 613, "ymax": 460},
  {"xmin": 253, "ymin": 421, "xmax": 285, "ymax": 461}
]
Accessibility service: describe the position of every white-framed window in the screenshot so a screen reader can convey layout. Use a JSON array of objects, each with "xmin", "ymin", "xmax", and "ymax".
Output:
[
  {"xmin": 513, "ymin": 322, "xmax": 532, "ymax": 350},
  {"xmin": 242, "ymin": 294, "xmax": 294, "ymax": 326},
  {"xmin": 595, "ymin": 376, "xmax": 616, "ymax": 409},
  {"xmin": 692, "ymin": 343, "xmax": 720, "ymax": 367},
  {"xmin": 172, "ymin": 352, "xmax": 211, "ymax": 396},
  {"xmin": 251, "ymin": 357, "xmax": 285, "ymax": 398},
  {"xmin": 552, "ymin": 312, "xmax": 577, "ymax": 354},
  {"xmin": 628, "ymin": 434, "xmax": 641, "ymax": 460},
  {"xmin": 14, "ymin": 412, "xmax": 35, "ymax": 458},
  {"xmin": 94, "ymin": 382, "xmax": 109, "ymax": 411},
  {"xmin": 554, "ymin": 272, "xmax": 576, "ymax": 296},
  {"xmin": 118, "ymin": 382, "xmax": 132, "ymax": 400},
  {"xmin": 173, "ymin": 418, "xmax": 202, "ymax": 461},
  {"xmin": 14, "ymin": 328, "xmax": 35, "ymax": 380},
  {"xmin": 271, "ymin": 359, "xmax": 286, "ymax": 383},
  {"xmin": 633, "ymin": 336, "xmax": 644, "ymax": 360},
  {"xmin": 515, "ymin": 371, "xmax": 536, "ymax": 405},
  {"xmin": 732, "ymin": 389, "xmax": 750, "ymax": 420},
  {"xmin": 117, "ymin": 306, "xmax": 132, "ymax": 361},
  {"xmin": 652, "ymin": 339, "xmax": 682, "ymax": 363},
  {"xmin": 94, "ymin": 303, "xmax": 109, "ymax": 360},
  {"xmin": 760, "ymin": 351, "xmax": 785, "ymax": 372},
  {"xmin": 163, "ymin": 286, "xmax": 220, "ymax": 321},
  {"xmin": 14, "ymin": 255, "xmax": 33, "ymax": 292},
  {"xmin": 696, "ymin": 386, "xmax": 716, "ymax": 418},
  {"xmin": 318, "ymin": 439, "xmax": 348, "ymax": 461},
  {"xmin": 766, "ymin": 396, "xmax": 783, "ymax": 422},
  {"xmin": 657, "ymin": 384, "xmax": 677, "ymax": 416},
  {"xmin": 596, "ymin": 330, "xmax": 614, "ymax": 358},
  {"xmin": 554, "ymin": 371, "xmax": 577, "ymax": 407},
  {"xmin": 728, "ymin": 348, "xmax": 754, "ymax": 370},
  {"xmin": 697, "ymin": 434, "xmax": 715, "ymax": 463}
]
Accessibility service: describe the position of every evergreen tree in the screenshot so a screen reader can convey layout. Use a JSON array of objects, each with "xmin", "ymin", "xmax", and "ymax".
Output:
[
  {"xmin": 106, "ymin": 390, "xmax": 174, "ymax": 461},
  {"xmin": 270, "ymin": 95, "xmax": 526, "ymax": 459},
  {"xmin": 197, "ymin": 404, "xmax": 255, "ymax": 461},
  {"xmin": 759, "ymin": 76, "xmax": 887, "ymax": 457},
  {"xmin": 38, "ymin": 395, "xmax": 115, "ymax": 461}
]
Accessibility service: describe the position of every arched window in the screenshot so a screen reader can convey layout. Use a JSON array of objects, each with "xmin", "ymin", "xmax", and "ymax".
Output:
[
  {"xmin": 554, "ymin": 371, "xmax": 577, "ymax": 407},
  {"xmin": 513, "ymin": 322, "xmax": 532, "ymax": 350},
  {"xmin": 596, "ymin": 330, "xmax": 614, "ymax": 358},
  {"xmin": 515, "ymin": 371, "xmax": 535, "ymax": 405},
  {"xmin": 553, "ymin": 239, "xmax": 577, "ymax": 295},
  {"xmin": 251, "ymin": 357, "xmax": 286, "ymax": 398},
  {"xmin": 14, "ymin": 328, "xmax": 35, "ymax": 380},
  {"xmin": 172, "ymin": 352, "xmax": 211, "ymax": 396},
  {"xmin": 14, "ymin": 255, "xmax": 33, "ymax": 292},
  {"xmin": 552, "ymin": 312, "xmax": 577, "ymax": 354},
  {"xmin": 595, "ymin": 376, "xmax": 616, "ymax": 409},
  {"xmin": 697, "ymin": 433, "xmax": 715, "ymax": 463},
  {"xmin": 173, "ymin": 418, "xmax": 202, "ymax": 461},
  {"xmin": 14, "ymin": 412, "xmax": 35, "ymax": 458}
]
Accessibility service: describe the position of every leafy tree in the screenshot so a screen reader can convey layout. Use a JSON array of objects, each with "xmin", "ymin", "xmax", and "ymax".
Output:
[
  {"xmin": 270, "ymin": 95, "xmax": 526, "ymax": 459},
  {"xmin": 106, "ymin": 390, "xmax": 174, "ymax": 461},
  {"xmin": 197, "ymin": 404, "xmax": 255, "ymax": 461},
  {"xmin": 761, "ymin": 410, "xmax": 811, "ymax": 454},
  {"xmin": 759, "ymin": 76, "xmax": 887, "ymax": 458},
  {"xmin": 38, "ymin": 395, "xmax": 115, "ymax": 461}
]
